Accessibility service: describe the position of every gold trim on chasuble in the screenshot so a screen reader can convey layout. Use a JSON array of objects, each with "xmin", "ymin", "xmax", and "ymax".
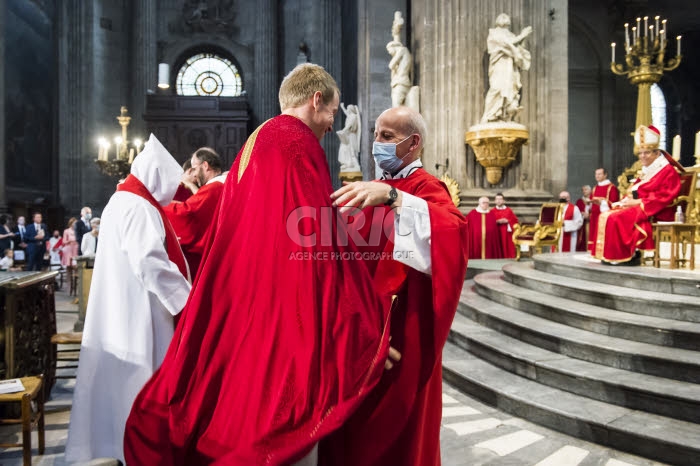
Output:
[
  {"xmin": 237, "ymin": 119, "xmax": 272, "ymax": 182},
  {"xmin": 481, "ymin": 213, "xmax": 486, "ymax": 260}
]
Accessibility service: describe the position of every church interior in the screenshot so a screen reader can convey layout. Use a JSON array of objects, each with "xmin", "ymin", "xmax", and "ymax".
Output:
[{"xmin": 1, "ymin": 0, "xmax": 700, "ymax": 465}]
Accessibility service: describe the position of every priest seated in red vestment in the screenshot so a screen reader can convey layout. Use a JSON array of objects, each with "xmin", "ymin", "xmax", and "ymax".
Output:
[
  {"xmin": 493, "ymin": 193, "xmax": 519, "ymax": 258},
  {"xmin": 466, "ymin": 197, "xmax": 502, "ymax": 259},
  {"xmin": 320, "ymin": 106, "xmax": 469, "ymax": 466},
  {"xmin": 595, "ymin": 125, "xmax": 682, "ymax": 266}
]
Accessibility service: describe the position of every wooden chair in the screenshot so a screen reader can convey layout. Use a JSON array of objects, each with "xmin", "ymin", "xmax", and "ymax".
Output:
[
  {"xmin": 0, "ymin": 375, "xmax": 45, "ymax": 466},
  {"xmin": 651, "ymin": 170, "xmax": 698, "ymax": 269},
  {"xmin": 512, "ymin": 203, "xmax": 564, "ymax": 260},
  {"xmin": 50, "ymin": 332, "xmax": 82, "ymax": 379}
]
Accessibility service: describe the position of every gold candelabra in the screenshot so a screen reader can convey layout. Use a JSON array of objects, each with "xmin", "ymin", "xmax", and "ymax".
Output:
[
  {"xmin": 95, "ymin": 106, "xmax": 143, "ymax": 179},
  {"xmin": 610, "ymin": 15, "xmax": 681, "ymax": 130}
]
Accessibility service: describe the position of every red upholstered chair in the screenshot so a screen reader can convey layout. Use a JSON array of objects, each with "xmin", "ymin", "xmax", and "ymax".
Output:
[{"xmin": 512, "ymin": 203, "xmax": 564, "ymax": 260}]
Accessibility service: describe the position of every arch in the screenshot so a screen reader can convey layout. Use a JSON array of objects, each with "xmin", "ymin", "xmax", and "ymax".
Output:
[
  {"xmin": 175, "ymin": 50, "xmax": 243, "ymax": 97},
  {"xmin": 160, "ymin": 38, "xmax": 253, "ymax": 96}
]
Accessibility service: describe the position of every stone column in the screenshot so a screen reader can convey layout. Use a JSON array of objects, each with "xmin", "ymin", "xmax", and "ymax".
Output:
[
  {"xmin": 0, "ymin": 1, "xmax": 6, "ymax": 212},
  {"xmin": 315, "ymin": 0, "xmax": 343, "ymax": 188},
  {"xmin": 58, "ymin": 0, "xmax": 92, "ymax": 213},
  {"xmin": 357, "ymin": 0, "xmax": 408, "ymax": 180},
  {"xmin": 253, "ymin": 0, "xmax": 278, "ymax": 124},
  {"xmin": 414, "ymin": 0, "xmax": 568, "ymax": 220},
  {"xmin": 131, "ymin": 0, "xmax": 157, "ymax": 135}
]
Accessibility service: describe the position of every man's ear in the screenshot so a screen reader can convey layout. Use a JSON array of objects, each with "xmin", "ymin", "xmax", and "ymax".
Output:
[{"xmin": 312, "ymin": 91, "xmax": 323, "ymax": 111}]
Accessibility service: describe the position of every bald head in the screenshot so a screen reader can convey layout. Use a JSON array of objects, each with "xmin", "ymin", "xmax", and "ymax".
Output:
[
  {"xmin": 478, "ymin": 197, "xmax": 490, "ymax": 210},
  {"xmin": 374, "ymin": 106, "xmax": 427, "ymax": 166}
]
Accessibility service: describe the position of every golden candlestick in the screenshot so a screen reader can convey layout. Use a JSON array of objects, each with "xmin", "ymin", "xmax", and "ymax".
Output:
[
  {"xmin": 95, "ymin": 106, "xmax": 140, "ymax": 179},
  {"xmin": 611, "ymin": 17, "xmax": 681, "ymax": 130}
]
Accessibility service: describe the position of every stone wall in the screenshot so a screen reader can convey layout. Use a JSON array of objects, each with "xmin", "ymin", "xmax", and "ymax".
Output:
[{"xmin": 412, "ymin": 0, "xmax": 568, "ymax": 219}]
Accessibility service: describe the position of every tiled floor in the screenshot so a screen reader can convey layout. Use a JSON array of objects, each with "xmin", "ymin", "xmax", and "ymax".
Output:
[{"xmin": 0, "ymin": 288, "xmax": 668, "ymax": 466}]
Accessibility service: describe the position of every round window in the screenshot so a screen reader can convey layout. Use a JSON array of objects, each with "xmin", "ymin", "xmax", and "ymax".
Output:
[{"xmin": 176, "ymin": 53, "xmax": 243, "ymax": 97}]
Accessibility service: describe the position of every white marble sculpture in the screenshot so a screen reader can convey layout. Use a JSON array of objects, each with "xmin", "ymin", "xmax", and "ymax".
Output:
[
  {"xmin": 387, "ymin": 11, "xmax": 413, "ymax": 108},
  {"xmin": 337, "ymin": 103, "xmax": 361, "ymax": 172},
  {"xmin": 481, "ymin": 13, "xmax": 532, "ymax": 123}
]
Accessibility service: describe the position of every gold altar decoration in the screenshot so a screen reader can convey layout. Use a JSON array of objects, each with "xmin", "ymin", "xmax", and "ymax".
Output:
[
  {"xmin": 95, "ymin": 106, "xmax": 143, "ymax": 179},
  {"xmin": 439, "ymin": 174, "xmax": 461, "ymax": 207},
  {"xmin": 338, "ymin": 171, "xmax": 364, "ymax": 183},
  {"xmin": 610, "ymin": 16, "xmax": 681, "ymax": 130},
  {"xmin": 465, "ymin": 125, "xmax": 529, "ymax": 185}
]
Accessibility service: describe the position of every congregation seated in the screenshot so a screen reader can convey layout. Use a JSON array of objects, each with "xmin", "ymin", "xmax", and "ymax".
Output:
[{"xmin": 593, "ymin": 125, "xmax": 682, "ymax": 266}]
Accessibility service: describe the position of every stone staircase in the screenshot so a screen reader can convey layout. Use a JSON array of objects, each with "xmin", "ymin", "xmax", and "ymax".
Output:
[{"xmin": 445, "ymin": 253, "xmax": 700, "ymax": 465}]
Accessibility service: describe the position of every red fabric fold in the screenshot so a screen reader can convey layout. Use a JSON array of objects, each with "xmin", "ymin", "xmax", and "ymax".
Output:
[
  {"xmin": 117, "ymin": 175, "xmax": 189, "ymax": 279},
  {"xmin": 124, "ymin": 115, "xmax": 391, "ymax": 466},
  {"xmin": 320, "ymin": 169, "xmax": 469, "ymax": 466}
]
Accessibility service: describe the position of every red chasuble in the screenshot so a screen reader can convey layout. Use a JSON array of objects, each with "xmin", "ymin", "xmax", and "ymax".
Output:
[
  {"xmin": 172, "ymin": 183, "xmax": 194, "ymax": 202},
  {"xmin": 493, "ymin": 206, "xmax": 519, "ymax": 258},
  {"xmin": 163, "ymin": 180, "xmax": 225, "ymax": 276},
  {"xmin": 124, "ymin": 115, "xmax": 391, "ymax": 465},
  {"xmin": 595, "ymin": 162, "xmax": 680, "ymax": 262},
  {"xmin": 587, "ymin": 183, "xmax": 619, "ymax": 254},
  {"xmin": 465, "ymin": 209, "xmax": 501, "ymax": 259},
  {"xmin": 319, "ymin": 169, "xmax": 468, "ymax": 466},
  {"xmin": 558, "ymin": 203, "xmax": 576, "ymax": 252}
]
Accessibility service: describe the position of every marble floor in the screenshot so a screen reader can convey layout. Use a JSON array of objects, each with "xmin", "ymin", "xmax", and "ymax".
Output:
[{"xmin": 0, "ymin": 288, "xmax": 667, "ymax": 466}]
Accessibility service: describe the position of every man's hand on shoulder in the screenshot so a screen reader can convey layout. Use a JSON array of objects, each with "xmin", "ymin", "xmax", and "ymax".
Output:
[{"xmin": 331, "ymin": 181, "xmax": 403, "ymax": 212}]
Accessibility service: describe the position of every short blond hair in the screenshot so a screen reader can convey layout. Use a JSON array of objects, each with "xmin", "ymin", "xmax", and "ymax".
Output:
[{"xmin": 278, "ymin": 63, "xmax": 339, "ymax": 111}]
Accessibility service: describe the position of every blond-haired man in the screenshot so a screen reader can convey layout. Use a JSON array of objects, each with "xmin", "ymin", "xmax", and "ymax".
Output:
[{"xmin": 125, "ymin": 63, "xmax": 392, "ymax": 465}]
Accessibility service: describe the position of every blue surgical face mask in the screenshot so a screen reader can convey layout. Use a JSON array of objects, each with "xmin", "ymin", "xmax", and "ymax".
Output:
[{"xmin": 372, "ymin": 135, "xmax": 412, "ymax": 174}]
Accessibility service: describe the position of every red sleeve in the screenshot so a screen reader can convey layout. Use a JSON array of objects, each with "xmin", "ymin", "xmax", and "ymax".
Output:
[
  {"xmin": 163, "ymin": 183, "xmax": 220, "ymax": 251},
  {"xmin": 609, "ymin": 185, "xmax": 620, "ymax": 203},
  {"xmin": 639, "ymin": 165, "xmax": 681, "ymax": 216}
]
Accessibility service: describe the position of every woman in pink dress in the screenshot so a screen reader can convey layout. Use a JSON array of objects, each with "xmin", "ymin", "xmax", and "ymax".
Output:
[{"xmin": 61, "ymin": 217, "xmax": 79, "ymax": 267}]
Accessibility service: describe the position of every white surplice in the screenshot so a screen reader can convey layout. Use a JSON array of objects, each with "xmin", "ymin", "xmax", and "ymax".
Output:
[{"xmin": 65, "ymin": 135, "xmax": 192, "ymax": 463}]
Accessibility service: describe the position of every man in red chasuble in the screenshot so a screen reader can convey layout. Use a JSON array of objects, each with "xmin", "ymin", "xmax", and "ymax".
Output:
[
  {"xmin": 587, "ymin": 168, "xmax": 619, "ymax": 254},
  {"xmin": 124, "ymin": 64, "xmax": 392, "ymax": 466},
  {"xmin": 595, "ymin": 125, "xmax": 681, "ymax": 265},
  {"xmin": 319, "ymin": 106, "xmax": 468, "ymax": 466},
  {"xmin": 466, "ymin": 197, "xmax": 501, "ymax": 259},
  {"xmin": 493, "ymin": 192, "xmax": 519, "ymax": 258}
]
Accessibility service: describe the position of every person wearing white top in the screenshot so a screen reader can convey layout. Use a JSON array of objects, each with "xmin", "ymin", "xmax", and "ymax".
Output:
[
  {"xmin": 79, "ymin": 218, "xmax": 101, "ymax": 257},
  {"xmin": 65, "ymin": 135, "xmax": 192, "ymax": 464}
]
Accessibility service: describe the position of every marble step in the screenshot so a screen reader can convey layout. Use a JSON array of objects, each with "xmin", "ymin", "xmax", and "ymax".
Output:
[
  {"xmin": 474, "ymin": 271, "xmax": 700, "ymax": 350},
  {"xmin": 501, "ymin": 261, "xmax": 700, "ymax": 323},
  {"xmin": 442, "ymin": 339, "xmax": 700, "ymax": 466},
  {"xmin": 532, "ymin": 252, "xmax": 700, "ymax": 297},
  {"xmin": 448, "ymin": 312, "xmax": 700, "ymax": 424},
  {"xmin": 458, "ymin": 283, "xmax": 700, "ymax": 383}
]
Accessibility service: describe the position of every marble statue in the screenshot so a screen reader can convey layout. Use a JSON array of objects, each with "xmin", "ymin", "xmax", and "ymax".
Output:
[
  {"xmin": 387, "ymin": 11, "xmax": 413, "ymax": 108},
  {"xmin": 337, "ymin": 103, "xmax": 361, "ymax": 172},
  {"xmin": 481, "ymin": 13, "xmax": 532, "ymax": 123}
]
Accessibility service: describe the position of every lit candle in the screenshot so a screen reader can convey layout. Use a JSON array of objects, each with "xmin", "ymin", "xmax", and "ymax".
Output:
[
  {"xmin": 636, "ymin": 17, "xmax": 641, "ymax": 35},
  {"xmin": 644, "ymin": 16, "xmax": 648, "ymax": 35},
  {"xmin": 649, "ymin": 25, "xmax": 654, "ymax": 42},
  {"xmin": 695, "ymin": 131, "xmax": 700, "ymax": 157},
  {"xmin": 611, "ymin": 42, "xmax": 616, "ymax": 63},
  {"xmin": 133, "ymin": 138, "xmax": 143, "ymax": 154},
  {"xmin": 660, "ymin": 29, "xmax": 665, "ymax": 49},
  {"xmin": 632, "ymin": 27, "xmax": 637, "ymax": 45},
  {"xmin": 677, "ymin": 35, "xmax": 682, "ymax": 56},
  {"xmin": 128, "ymin": 148, "xmax": 135, "ymax": 164},
  {"xmin": 672, "ymin": 135, "xmax": 681, "ymax": 160},
  {"xmin": 624, "ymin": 23, "xmax": 630, "ymax": 49},
  {"xmin": 655, "ymin": 15, "xmax": 660, "ymax": 32}
]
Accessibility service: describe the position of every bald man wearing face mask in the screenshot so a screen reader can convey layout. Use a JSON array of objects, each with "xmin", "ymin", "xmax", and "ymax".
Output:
[{"xmin": 322, "ymin": 106, "xmax": 468, "ymax": 466}]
